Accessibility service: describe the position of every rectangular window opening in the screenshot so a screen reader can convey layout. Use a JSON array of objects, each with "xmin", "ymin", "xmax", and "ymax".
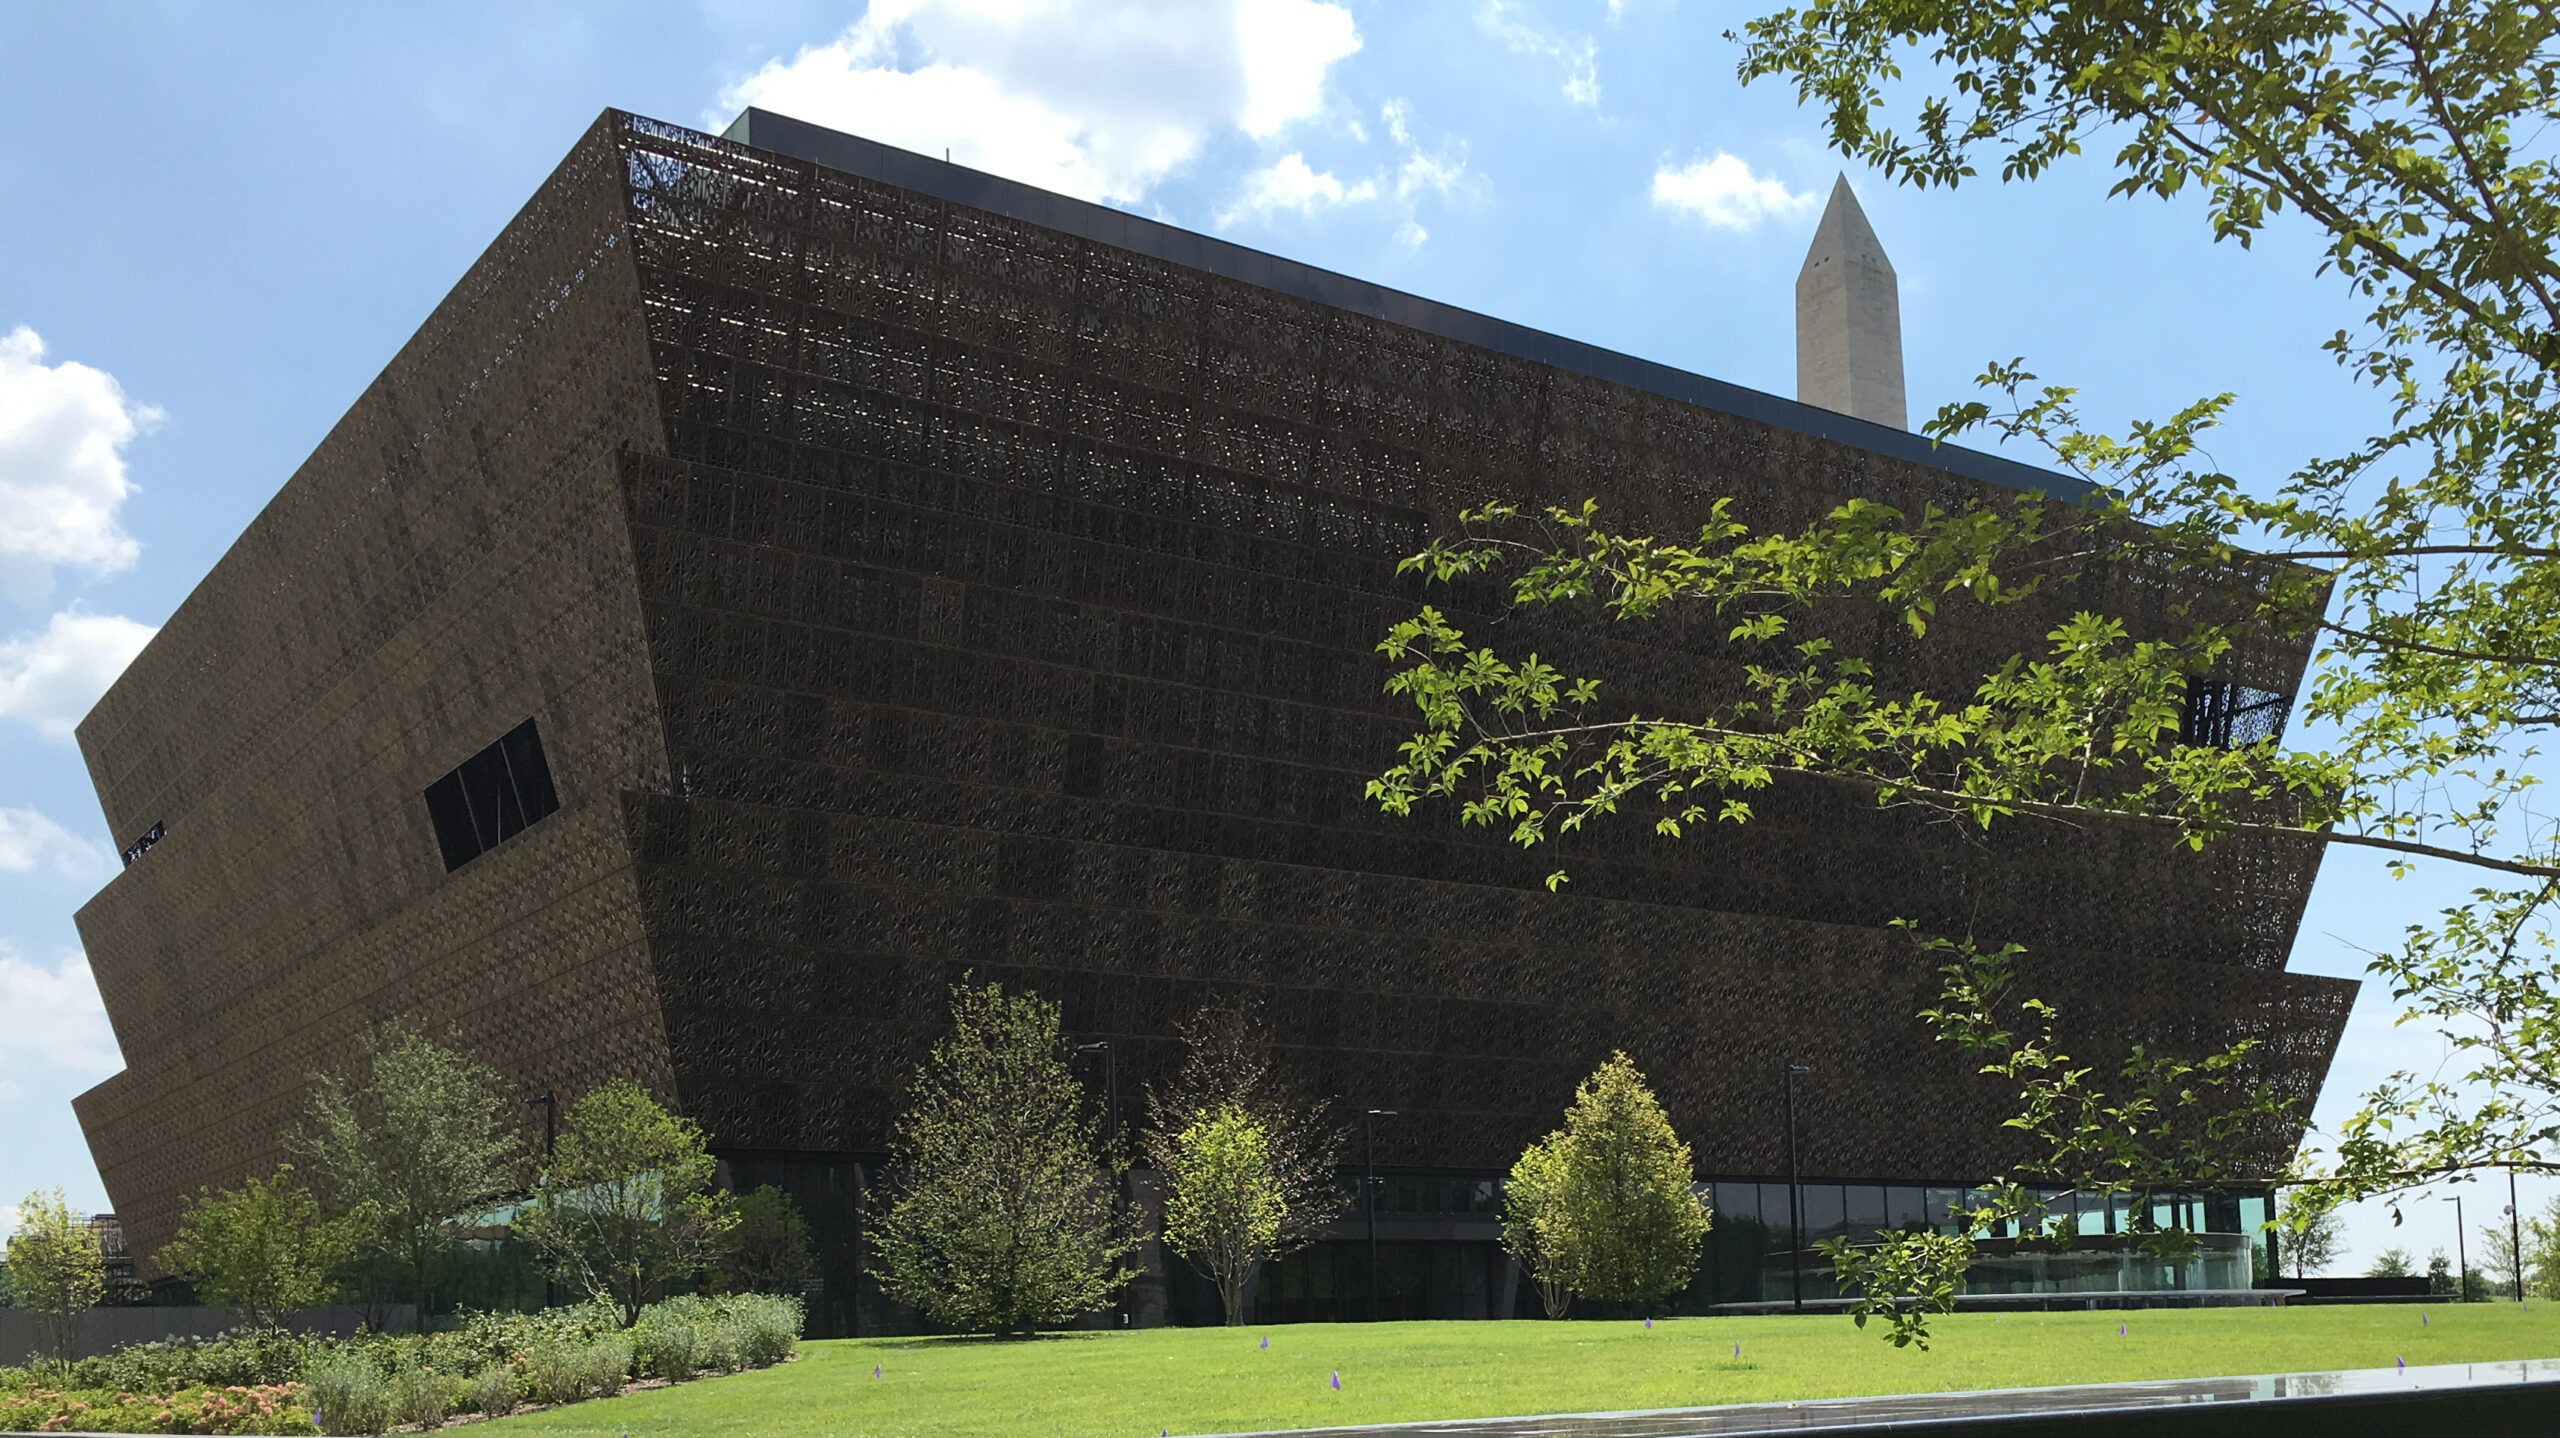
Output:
[
  {"xmin": 2182, "ymin": 679, "xmax": 2290, "ymax": 749},
  {"xmin": 424, "ymin": 718, "xmax": 560, "ymax": 873}
]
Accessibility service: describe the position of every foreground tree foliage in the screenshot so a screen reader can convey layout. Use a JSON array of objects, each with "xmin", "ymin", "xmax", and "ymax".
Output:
[
  {"xmin": 1370, "ymin": 0, "xmax": 2560, "ymax": 1345},
  {"xmin": 1141, "ymin": 1001, "xmax": 1347, "ymax": 1288},
  {"xmin": 1159, "ymin": 1106, "xmax": 1288, "ymax": 1325},
  {"xmin": 870, "ymin": 981, "xmax": 1138, "ymax": 1334},
  {"xmin": 517, "ymin": 1078, "xmax": 737, "ymax": 1328},
  {"xmin": 1511, "ymin": 1054, "xmax": 1712, "ymax": 1310},
  {"xmin": 157, "ymin": 1166, "xmax": 366, "ymax": 1330},
  {"xmin": 290, "ymin": 1022, "xmax": 523, "ymax": 1331},
  {"xmin": 8, "ymin": 1190, "xmax": 104, "ymax": 1366}
]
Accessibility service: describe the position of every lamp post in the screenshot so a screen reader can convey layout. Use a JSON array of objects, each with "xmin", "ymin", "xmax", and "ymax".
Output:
[
  {"xmin": 2445, "ymin": 1195, "xmax": 2469, "ymax": 1302},
  {"xmin": 1785, "ymin": 1062, "xmax": 1810, "ymax": 1314},
  {"xmin": 1365, "ymin": 1109, "xmax": 1397, "ymax": 1322},
  {"xmin": 2511, "ymin": 1167, "xmax": 2525, "ymax": 1302},
  {"xmin": 527, "ymin": 1090, "xmax": 557, "ymax": 1310},
  {"xmin": 527, "ymin": 1090, "xmax": 556, "ymax": 1158},
  {"xmin": 1076, "ymin": 1042, "xmax": 1116, "ymax": 1152}
]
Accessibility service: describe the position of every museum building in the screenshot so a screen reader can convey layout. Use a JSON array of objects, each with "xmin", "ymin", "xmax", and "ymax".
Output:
[{"xmin": 69, "ymin": 109, "xmax": 2353, "ymax": 1331}]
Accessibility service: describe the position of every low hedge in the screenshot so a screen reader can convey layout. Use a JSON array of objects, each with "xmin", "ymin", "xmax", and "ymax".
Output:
[{"xmin": 0, "ymin": 1293, "xmax": 802, "ymax": 1435}]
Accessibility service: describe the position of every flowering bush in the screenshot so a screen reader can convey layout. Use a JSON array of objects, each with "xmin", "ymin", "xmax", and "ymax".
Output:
[
  {"xmin": 0, "ymin": 1292, "xmax": 795, "ymax": 1434},
  {"xmin": 0, "ymin": 1382, "xmax": 316, "ymax": 1434}
]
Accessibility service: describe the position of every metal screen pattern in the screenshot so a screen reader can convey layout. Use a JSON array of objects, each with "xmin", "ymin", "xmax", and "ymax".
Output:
[
  {"xmin": 607, "ymin": 113, "xmax": 2349, "ymax": 1180},
  {"xmin": 66, "ymin": 110, "xmax": 2352, "ymax": 1291}
]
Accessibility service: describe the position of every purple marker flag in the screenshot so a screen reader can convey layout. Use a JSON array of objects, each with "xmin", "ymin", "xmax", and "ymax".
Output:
[
  {"xmin": 873, "ymin": 1364, "xmax": 882, "ymax": 1379},
  {"xmin": 2398, "ymin": 1356, "xmax": 2407, "ymax": 1370},
  {"xmin": 2118, "ymin": 1323, "xmax": 2125, "ymax": 1336},
  {"xmin": 1330, "ymin": 1371, "xmax": 1342, "ymax": 1391},
  {"xmin": 1733, "ymin": 1342, "xmax": 1740, "ymax": 1358},
  {"xmin": 1261, "ymin": 1337, "xmax": 1269, "ymax": 1350},
  {"xmin": 1644, "ymin": 1317, "xmax": 1652, "ymax": 1329}
]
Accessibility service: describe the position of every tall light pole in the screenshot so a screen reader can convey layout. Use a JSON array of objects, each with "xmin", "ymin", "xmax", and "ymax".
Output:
[
  {"xmin": 1785, "ymin": 1062, "xmax": 1810, "ymax": 1314},
  {"xmin": 527, "ymin": 1090, "xmax": 556, "ymax": 1158},
  {"xmin": 2511, "ymin": 1167, "xmax": 2525, "ymax": 1302},
  {"xmin": 2445, "ymin": 1195, "xmax": 2469, "ymax": 1302},
  {"xmin": 1365, "ymin": 1109, "xmax": 1397, "ymax": 1322},
  {"xmin": 1077, "ymin": 1042, "xmax": 1116, "ymax": 1152},
  {"xmin": 528, "ymin": 1090, "xmax": 557, "ymax": 1310}
]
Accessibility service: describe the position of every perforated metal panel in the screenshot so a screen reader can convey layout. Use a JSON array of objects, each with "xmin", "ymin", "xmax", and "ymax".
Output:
[{"xmin": 69, "ymin": 111, "xmax": 2350, "ymax": 1295}]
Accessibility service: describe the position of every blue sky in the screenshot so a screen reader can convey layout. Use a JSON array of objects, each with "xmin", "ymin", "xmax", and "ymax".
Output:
[{"xmin": 0, "ymin": 0, "xmax": 2531, "ymax": 1274}]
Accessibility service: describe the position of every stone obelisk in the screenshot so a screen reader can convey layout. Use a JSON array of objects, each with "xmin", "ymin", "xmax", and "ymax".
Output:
[{"xmin": 1795, "ymin": 175, "xmax": 1906, "ymax": 429}]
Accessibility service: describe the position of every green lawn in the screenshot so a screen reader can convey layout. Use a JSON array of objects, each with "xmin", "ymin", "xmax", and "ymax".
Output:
[{"xmin": 485, "ymin": 1304, "xmax": 2560, "ymax": 1438}]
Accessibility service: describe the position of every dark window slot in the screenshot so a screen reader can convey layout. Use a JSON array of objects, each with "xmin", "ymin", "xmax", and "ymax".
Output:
[{"xmin": 423, "ymin": 718, "xmax": 560, "ymax": 872}]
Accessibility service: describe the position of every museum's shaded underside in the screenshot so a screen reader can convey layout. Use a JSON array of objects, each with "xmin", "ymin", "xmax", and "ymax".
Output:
[{"xmin": 72, "ymin": 111, "xmax": 2352, "ymax": 1332}]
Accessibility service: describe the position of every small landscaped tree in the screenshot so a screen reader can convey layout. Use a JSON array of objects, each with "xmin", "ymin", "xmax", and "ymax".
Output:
[
  {"xmin": 9, "ymin": 1190, "xmax": 104, "ymax": 1366},
  {"xmin": 1142, "ymin": 1001, "xmax": 1347, "ymax": 1261},
  {"xmin": 157, "ymin": 1166, "xmax": 365, "ymax": 1330},
  {"xmin": 1500, "ymin": 1134, "xmax": 1575, "ymax": 1319},
  {"xmin": 516, "ymin": 1078, "xmax": 736, "ymax": 1328},
  {"xmin": 291, "ymin": 1021, "xmax": 523, "ymax": 1330},
  {"xmin": 711, "ymin": 1185, "xmax": 816, "ymax": 1297},
  {"xmin": 1160, "ymin": 1106, "xmax": 1286, "ymax": 1325},
  {"xmin": 2365, "ymin": 1247, "xmax": 2413, "ymax": 1279},
  {"xmin": 870, "ymin": 981, "xmax": 1138, "ymax": 1333},
  {"xmin": 1548, "ymin": 1053, "xmax": 1712, "ymax": 1310},
  {"xmin": 2285, "ymin": 1203, "xmax": 2344, "ymax": 1280}
]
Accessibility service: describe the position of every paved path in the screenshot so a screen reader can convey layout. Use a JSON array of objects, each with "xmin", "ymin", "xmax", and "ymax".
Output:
[{"xmin": 1209, "ymin": 1358, "xmax": 2560, "ymax": 1436}]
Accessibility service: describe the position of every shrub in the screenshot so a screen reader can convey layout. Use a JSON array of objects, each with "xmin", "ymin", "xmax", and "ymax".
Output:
[
  {"xmin": 391, "ymin": 1365, "xmax": 447, "ymax": 1429},
  {"xmin": 81, "ymin": 1327, "xmax": 318, "ymax": 1392},
  {"xmin": 525, "ymin": 1337, "xmax": 592, "ymax": 1407},
  {"xmin": 734, "ymin": 1292, "xmax": 805, "ymax": 1366},
  {"xmin": 634, "ymin": 1316, "xmax": 701, "ymax": 1380},
  {"xmin": 307, "ymin": 1352, "xmax": 393, "ymax": 1436},
  {"xmin": 584, "ymin": 1334, "xmax": 631, "ymax": 1397},
  {"xmin": 697, "ymin": 1316, "xmax": 742, "ymax": 1374},
  {"xmin": 0, "ymin": 1381, "xmax": 318, "ymax": 1435},
  {"xmin": 469, "ymin": 1363, "xmax": 517, "ymax": 1418}
]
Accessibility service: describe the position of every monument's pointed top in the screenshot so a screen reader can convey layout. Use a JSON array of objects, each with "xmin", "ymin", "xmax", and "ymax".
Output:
[{"xmin": 1800, "ymin": 174, "xmax": 1894, "ymax": 280}]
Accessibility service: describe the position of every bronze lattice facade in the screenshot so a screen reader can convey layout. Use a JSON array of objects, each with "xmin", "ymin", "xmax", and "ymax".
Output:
[{"xmin": 73, "ymin": 109, "xmax": 2351, "ymax": 1328}]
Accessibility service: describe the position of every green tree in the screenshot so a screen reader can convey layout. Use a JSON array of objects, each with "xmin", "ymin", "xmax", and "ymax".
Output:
[
  {"xmin": 157, "ymin": 1166, "xmax": 365, "ymax": 1329},
  {"xmin": 2367, "ymin": 1246, "xmax": 2414, "ymax": 1279},
  {"xmin": 1140, "ymin": 1001, "xmax": 1346, "ymax": 1270},
  {"xmin": 712, "ymin": 1186, "xmax": 816, "ymax": 1297},
  {"xmin": 1159, "ymin": 1106, "xmax": 1286, "ymax": 1325},
  {"xmin": 1500, "ymin": 1135, "xmax": 1575, "ymax": 1320},
  {"xmin": 870, "ymin": 981, "xmax": 1138, "ymax": 1334},
  {"xmin": 2286, "ymin": 1203, "xmax": 2344, "ymax": 1280},
  {"xmin": 9, "ymin": 1190, "xmax": 103, "ymax": 1366},
  {"xmin": 1545, "ymin": 1053, "xmax": 1712, "ymax": 1309},
  {"xmin": 516, "ymin": 1078, "xmax": 735, "ymax": 1327},
  {"xmin": 290, "ymin": 1021, "xmax": 522, "ymax": 1330}
]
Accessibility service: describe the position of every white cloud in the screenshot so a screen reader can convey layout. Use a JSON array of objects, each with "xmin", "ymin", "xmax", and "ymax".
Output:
[
  {"xmin": 717, "ymin": 0, "xmax": 1361, "ymax": 206},
  {"xmin": 1218, "ymin": 155, "xmax": 1378, "ymax": 226},
  {"xmin": 1650, "ymin": 152, "xmax": 1819, "ymax": 231},
  {"xmin": 0, "ymin": 610, "xmax": 157, "ymax": 743},
  {"xmin": 1385, "ymin": 100, "xmax": 1466, "ymax": 200},
  {"xmin": 1219, "ymin": 101, "xmax": 1468, "ymax": 235},
  {"xmin": 0, "ymin": 326, "xmax": 155, "ymax": 601},
  {"xmin": 0, "ymin": 944, "xmax": 121, "ymax": 1096},
  {"xmin": 0, "ymin": 807, "xmax": 113, "ymax": 883},
  {"xmin": 1476, "ymin": 0, "xmax": 1601, "ymax": 108}
]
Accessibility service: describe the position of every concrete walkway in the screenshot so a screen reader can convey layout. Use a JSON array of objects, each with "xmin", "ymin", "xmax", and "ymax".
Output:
[{"xmin": 1212, "ymin": 1358, "xmax": 2560, "ymax": 1437}]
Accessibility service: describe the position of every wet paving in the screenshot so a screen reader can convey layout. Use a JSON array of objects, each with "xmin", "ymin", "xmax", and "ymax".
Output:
[{"xmin": 1212, "ymin": 1358, "xmax": 2560, "ymax": 1436}]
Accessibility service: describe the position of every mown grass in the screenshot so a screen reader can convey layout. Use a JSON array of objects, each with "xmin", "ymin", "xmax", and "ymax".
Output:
[{"xmin": 484, "ymin": 1302, "xmax": 2560, "ymax": 1438}]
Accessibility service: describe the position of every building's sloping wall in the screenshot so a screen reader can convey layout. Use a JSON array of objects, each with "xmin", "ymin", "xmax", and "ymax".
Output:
[
  {"xmin": 71, "ymin": 117, "xmax": 682, "ymax": 1266},
  {"xmin": 606, "ymin": 115, "xmax": 2352, "ymax": 1183}
]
